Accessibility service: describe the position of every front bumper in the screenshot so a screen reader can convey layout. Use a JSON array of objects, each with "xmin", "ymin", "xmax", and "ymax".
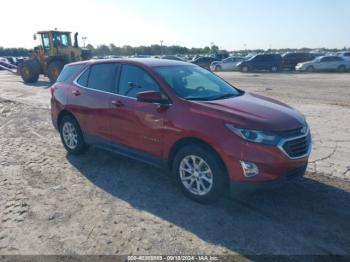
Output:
[
  {"xmin": 295, "ymin": 66, "xmax": 306, "ymax": 71},
  {"xmin": 229, "ymin": 165, "xmax": 307, "ymax": 194}
]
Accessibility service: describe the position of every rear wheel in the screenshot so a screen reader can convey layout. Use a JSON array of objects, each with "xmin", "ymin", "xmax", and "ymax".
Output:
[
  {"xmin": 20, "ymin": 60, "xmax": 40, "ymax": 83},
  {"xmin": 172, "ymin": 145, "xmax": 227, "ymax": 204},
  {"xmin": 48, "ymin": 61, "xmax": 64, "ymax": 83},
  {"xmin": 59, "ymin": 115, "xmax": 87, "ymax": 155},
  {"xmin": 338, "ymin": 65, "xmax": 346, "ymax": 72}
]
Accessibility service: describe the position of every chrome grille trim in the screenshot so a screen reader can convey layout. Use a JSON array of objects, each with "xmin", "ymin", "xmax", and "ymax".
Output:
[{"xmin": 277, "ymin": 126, "xmax": 312, "ymax": 159}]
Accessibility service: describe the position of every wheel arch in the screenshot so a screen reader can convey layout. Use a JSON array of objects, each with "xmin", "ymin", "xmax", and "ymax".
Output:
[
  {"xmin": 57, "ymin": 110, "xmax": 79, "ymax": 130},
  {"xmin": 167, "ymin": 137, "xmax": 228, "ymax": 176}
]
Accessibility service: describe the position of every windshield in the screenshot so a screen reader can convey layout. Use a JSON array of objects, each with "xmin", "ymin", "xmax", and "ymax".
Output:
[{"xmin": 155, "ymin": 65, "xmax": 241, "ymax": 101}]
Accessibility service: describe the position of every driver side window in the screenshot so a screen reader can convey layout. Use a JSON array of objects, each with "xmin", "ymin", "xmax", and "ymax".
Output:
[{"xmin": 118, "ymin": 64, "xmax": 160, "ymax": 98}]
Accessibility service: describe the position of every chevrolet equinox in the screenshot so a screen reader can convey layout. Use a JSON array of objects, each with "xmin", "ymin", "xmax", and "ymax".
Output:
[{"xmin": 51, "ymin": 59, "xmax": 311, "ymax": 203}]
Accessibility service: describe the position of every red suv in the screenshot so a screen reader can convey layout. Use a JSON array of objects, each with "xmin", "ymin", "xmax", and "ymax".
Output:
[{"xmin": 51, "ymin": 59, "xmax": 311, "ymax": 203}]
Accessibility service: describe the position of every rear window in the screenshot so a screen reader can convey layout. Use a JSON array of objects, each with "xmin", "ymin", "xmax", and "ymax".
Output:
[{"xmin": 56, "ymin": 64, "xmax": 85, "ymax": 83}]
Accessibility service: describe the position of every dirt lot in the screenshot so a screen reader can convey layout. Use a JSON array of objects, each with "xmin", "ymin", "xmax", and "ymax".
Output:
[{"xmin": 0, "ymin": 71, "xmax": 349, "ymax": 257}]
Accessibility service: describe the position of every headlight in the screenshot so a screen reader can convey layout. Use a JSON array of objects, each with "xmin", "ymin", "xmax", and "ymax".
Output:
[{"xmin": 225, "ymin": 124, "xmax": 281, "ymax": 145}]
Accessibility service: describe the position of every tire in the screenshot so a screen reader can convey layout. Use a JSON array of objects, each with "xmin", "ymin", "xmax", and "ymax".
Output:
[
  {"xmin": 172, "ymin": 144, "xmax": 227, "ymax": 204},
  {"xmin": 271, "ymin": 65, "xmax": 279, "ymax": 72},
  {"xmin": 241, "ymin": 65, "xmax": 249, "ymax": 73},
  {"xmin": 48, "ymin": 60, "xmax": 64, "ymax": 83},
  {"xmin": 338, "ymin": 65, "xmax": 346, "ymax": 72},
  {"xmin": 215, "ymin": 65, "xmax": 222, "ymax": 72},
  {"xmin": 20, "ymin": 60, "xmax": 40, "ymax": 83},
  {"xmin": 59, "ymin": 115, "xmax": 87, "ymax": 155},
  {"xmin": 306, "ymin": 66, "xmax": 314, "ymax": 73}
]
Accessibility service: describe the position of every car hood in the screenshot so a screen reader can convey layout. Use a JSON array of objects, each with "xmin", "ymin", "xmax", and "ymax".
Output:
[{"xmin": 191, "ymin": 92, "xmax": 305, "ymax": 131}]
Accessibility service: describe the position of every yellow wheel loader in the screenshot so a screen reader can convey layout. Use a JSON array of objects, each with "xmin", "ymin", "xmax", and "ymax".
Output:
[{"xmin": 19, "ymin": 30, "xmax": 91, "ymax": 83}]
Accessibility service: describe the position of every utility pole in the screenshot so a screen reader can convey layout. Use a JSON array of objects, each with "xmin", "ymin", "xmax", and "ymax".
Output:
[
  {"xmin": 82, "ymin": 37, "xmax": 87, "ymax": 48},
  {"xmin": 160, "ymin": 40, "xmax": 164, "ymax": 55}
]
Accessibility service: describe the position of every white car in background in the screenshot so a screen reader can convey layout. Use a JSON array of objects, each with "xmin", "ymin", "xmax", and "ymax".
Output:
[
  {"xmin": 210, "ymin": 56, "xmax": 245, "ymax": 72},
  {"xmin": 336, "ymin": 51, "xmax": 350, "ymax": 60},
  {"xmin": 296, "ymin": 56, "xmax": 350, "ymax": 72}
]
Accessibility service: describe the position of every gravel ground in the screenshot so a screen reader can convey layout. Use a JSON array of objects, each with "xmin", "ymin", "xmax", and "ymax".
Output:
[{"xmin": 0, "ymin": 71, "xmax": 349, "ymax": 257}]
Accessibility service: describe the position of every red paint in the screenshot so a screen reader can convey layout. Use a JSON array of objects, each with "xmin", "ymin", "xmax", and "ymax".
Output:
[{"xmin": 51, "ymin": 59, "xmax": 310, "ymax": 184}]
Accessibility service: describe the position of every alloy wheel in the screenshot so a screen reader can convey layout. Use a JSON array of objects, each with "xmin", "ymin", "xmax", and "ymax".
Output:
[
  {"xmin": 62, "ymin": 122, "xmax": 78, "ymax": 150},
  {"xmin": 179, "ymin": 155, "xmax": 213, "ymax": 196}
]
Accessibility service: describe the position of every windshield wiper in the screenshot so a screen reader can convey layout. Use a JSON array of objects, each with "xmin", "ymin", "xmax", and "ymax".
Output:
[
  {"xmin": 208, "ymin": 93, "xmax": 237, "ymax": 100},
  {"xmin": 185, "ymin": 96, "xmax": 212, "ymax": 101},
  {"xmin": 186, "ymin": 93, "xmax": 236, "ymax": 101}
]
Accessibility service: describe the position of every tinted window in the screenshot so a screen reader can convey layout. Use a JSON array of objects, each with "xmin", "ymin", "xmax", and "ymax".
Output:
[
  {"xmin": 77, "ymin": 68, "xmax": 89, "ymax": 87},
  {"xmin": 344, "ymin": 53, "xmax": 350, "ymax": 57},
  {"xmin": 56, "ymin": 64, "xmax": 85, "ymax": 83},
  {"xmin": 155, "ymin": 65, "xmax": 240, "ymax": 101},
  {"xmin": 88, "ymin": 63, "xmax": 119, "ymax": 92},
  {"xmin": 119, "ymin": 64, "xmax": 160, "ymax": 98},
  {"xmin": 224, "ymin": 58, "xmax": 234, "ymax": 63},
  {"xmin": 321, "ymin": 57, "xmax": 331, "ymax": 62}
]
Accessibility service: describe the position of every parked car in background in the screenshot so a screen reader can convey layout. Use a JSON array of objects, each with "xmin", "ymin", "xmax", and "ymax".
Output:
[
  {"xmin": 211, "ymin": 51, "xmax": 229, "ymax": 61},
  {"xmin": 5, "ymin": 57, "xmax": 18, "ymax": 65},
  {"xmin": 282, "ymin": 52, "xmax": 316, "ymax": 70},
  {"xmin": 191, "ymin": 56, "xmax": 218, "ymax": 70},
  {"xmin": 236, "ymin": 54, "xmax": 283, "ymax": 72},
  {"xmin": 161, "ymin": 55, "xmax": 185, "ymax": 61},
  {"xmin": 51, "ymin": 58, "xmax": 311, "ymax": 203},
  {"xmin": 0, "ymin": 57, "xmax": 9, "ymax": 70},
  {"xmin": 296, "ymin": 56, "xmax": 350, "ymax": 72},
  {"xmin": 210, "ymin": 56, "xmax": 245, "ymax": 72},
  {"xmin": 336, "ymin": 51, "xmax": 350, "ymax": 60}
]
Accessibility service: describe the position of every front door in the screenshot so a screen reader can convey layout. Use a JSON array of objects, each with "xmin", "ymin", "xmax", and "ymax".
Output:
[{"xmin": 109, "ymin": 64, "xmax": 168, "ymax": 158}]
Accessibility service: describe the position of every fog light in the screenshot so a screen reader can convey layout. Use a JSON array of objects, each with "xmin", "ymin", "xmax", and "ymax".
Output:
[{"xmin": 240, "ymin": 161, "xmax": 259, "ymax": 178}]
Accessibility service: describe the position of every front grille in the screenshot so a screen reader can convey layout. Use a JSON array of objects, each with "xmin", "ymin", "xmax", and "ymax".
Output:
[
  {"xmin": 277, "ymin": 127, "xmax": 305, "ymax": 138},
  {"xmin": 281, "ymin": 133, "xmax": 311, "ymax": 158}
]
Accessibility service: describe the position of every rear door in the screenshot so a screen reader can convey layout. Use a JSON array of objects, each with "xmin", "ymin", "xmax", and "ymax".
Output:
[
  {"xmin": 254, "ymin": 55, "xmax": 266, "ymax": 70},
  {"xmin": 69, "ymin": 62, "xmax": 119, "ymax": 141},
  {"xmin": 109, "ymin": 63, "xmax": 168, "ymax": 158}
]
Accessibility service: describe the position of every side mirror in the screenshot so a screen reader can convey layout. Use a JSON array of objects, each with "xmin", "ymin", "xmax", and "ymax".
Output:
[
  {"xmin": 33, "ymin": 34, "xmax": 37, "ymax": 41},
  {"xmin": 136, "ymin": 91, "xmax": 170, "ymax": 105}
]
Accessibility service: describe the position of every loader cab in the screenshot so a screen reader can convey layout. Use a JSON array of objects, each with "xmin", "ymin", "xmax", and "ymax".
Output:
[{"xmin": 37, "ymin": 31, "xmax": 72, "ymax": 54}]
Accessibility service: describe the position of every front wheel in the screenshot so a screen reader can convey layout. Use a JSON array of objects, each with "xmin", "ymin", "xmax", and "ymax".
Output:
[
  {"xmin": 306, "ymin": 66, "xmax": 315, "ymax": 72},
  {"xmin": 59, "ymin": 115, "xmax": 87, "ymax": 155},
  {"xmin": 20, "ymin": 60, "xmax": 40, "ymax": 83},
  {"xmin": 172, "ymin": 145, "xmax": 227, "ymax": 203},
  {"xmin": 241, "ymin": 65, "xmax": 249, "ymax": 73},
  {"xmin": 215, "ymin": 65, "xmax": 222, "ymax": 72}
]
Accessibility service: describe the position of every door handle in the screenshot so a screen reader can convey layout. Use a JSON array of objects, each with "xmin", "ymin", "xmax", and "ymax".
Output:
[
  {"xmin": 72, "ymin": 90, "xmax": 81, "ymax": 96},
  {"xmin": 111, "ymin": 100, "xmax": 124, "ymax": 107}
]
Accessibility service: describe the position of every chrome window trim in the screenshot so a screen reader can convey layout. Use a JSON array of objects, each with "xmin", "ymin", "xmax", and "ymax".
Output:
[
  {"xmin": 277, "ymin": 126, "xmax": 312, "ymax": 160},
  {"xmin": 72, "ymin": 64, "xmax": 172, "ymax": 105},
  {"xmin": 73, "ymin": 64, "xmax": 137, "ymax": 99}
]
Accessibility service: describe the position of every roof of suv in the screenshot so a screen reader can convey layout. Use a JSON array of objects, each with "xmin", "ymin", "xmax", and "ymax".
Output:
[{"xmin": 70, "ymin": 58, "xmax": 189, "ymax": 68}]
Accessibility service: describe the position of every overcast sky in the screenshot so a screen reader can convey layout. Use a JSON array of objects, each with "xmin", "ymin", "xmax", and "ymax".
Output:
[{"xmin": 1, "ymin": 0, "xmax": 349, "ymax": 50}]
